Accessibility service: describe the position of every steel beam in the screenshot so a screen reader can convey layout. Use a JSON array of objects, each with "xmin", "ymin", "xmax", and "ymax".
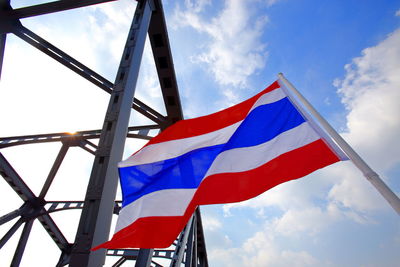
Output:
[
  {"xmin": 0, "ymin": 32, "xmax": 5, "ymax": 80},
  {"xmin": 56, "ymin": 250, "xmax": 70, "ymax": 267},
  {"xmin": 107, "ymin": 248, "xmax": 139, "ymax": 258},
  {"xmin": 44, "ymin": 201, "xmax": 123, "ymax": 215},
  {"xmin": 148, "ymin": 0, "xmax": 183, "ymax": 127},
  {"xmin": 0, "ymin": 0, "xmax": 10, "ymax": 81},
  {"xmin": 77, "ymin": 140, "xmax": 98, "ymax": 155},
  {"xmin": 135, "ymin": 249, "xmax": 154, "ymax": 267},
  {"xmin": 0, "ymin": 125, "xmax": 158, "ymax": 148},
  {"xmin": 46, "ymin": 201, "xmax": 84, "ymax": 213},
  {"xmin": 69, "ymin": 1, "xmax": 154, "ymax": 266},
  {"xmin": 10, "ymin": 219, "xmax": 34, "ymax": 267},
  {"xmin": 0, "ymin": 204, "xmax": 28, "ymax": 226},
  {"xmin": 195, "ymin": 209, "xmax": 209, "ymax": 267},
  {"xmin": 170, "ymin": 216, "xmax": 194, "ymax": 267},
  {"xmin": 37, "ymin": 213, "xmax": 70, "ymax": 251},
  {"xmin": 152, "ymin": 261, "xmax": 163, "ymax": 267},
  {"xmin": 106, "ymin": 248, "xmax": 177, "ymax": 260},
  {"xmin": 0, "ymin": 218, "xmax": 23, "ymax": 249},
  {"xmin": 0, "ymin": 153, "xmax": 70, "ymax": 251},
  {"xmin": 39, "ymin": 143, "xmax": 70, "ymax": 199},
  {"xmin": 4, "ymin": 0, "xmax": 116, "ymax": 20},
  {"xmin": 112, "ymin": 257, "xmax": 127, "ymax": 267},
  {"xmin": 185, "ymin": 214, "xmax": 197, "ymax": 267},
  {"xmin": 0, "ymin": 131, "xmax": 100, "ymax": 149},
  {"xmin": 132, "ymin": 97, "xmax": 168, "ymax": 126},
  {"xmin": 152, "ymin": 249, "xmax": 175, "ymax": 260},
  {"xmin": 0, "ymin": 152, "xmax": 37, "ymax": 202}
]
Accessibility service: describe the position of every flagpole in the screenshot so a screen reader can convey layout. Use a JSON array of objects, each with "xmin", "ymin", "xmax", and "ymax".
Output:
[{"xmin": 278, "ymin": 73, "xmax": 400, "ymax": 215}]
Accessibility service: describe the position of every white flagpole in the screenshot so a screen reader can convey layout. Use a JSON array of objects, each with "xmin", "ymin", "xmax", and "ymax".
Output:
[{"xmin": 278, "ymin": 73, "xmax": 400, "ymax": 215}]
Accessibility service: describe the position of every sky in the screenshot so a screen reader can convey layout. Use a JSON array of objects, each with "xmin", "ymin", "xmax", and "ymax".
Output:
[{"xmin": 0, "ymin": 0, "xmax": 400, "ymax": 266}]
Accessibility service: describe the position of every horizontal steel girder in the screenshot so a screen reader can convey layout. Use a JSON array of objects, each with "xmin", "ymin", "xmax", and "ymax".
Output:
[
  {"xmin": 0, "ymin": 125, "xmax": 158, "ymax": 148},
  {"xmin": 44, "ymin": 201, "xmax": 122, "ymax": 215}
]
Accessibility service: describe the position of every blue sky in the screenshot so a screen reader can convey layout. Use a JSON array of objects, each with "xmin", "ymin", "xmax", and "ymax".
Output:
[{"xmin": 0, "ymin": 0, "xmax": 399, "ymax": 266}]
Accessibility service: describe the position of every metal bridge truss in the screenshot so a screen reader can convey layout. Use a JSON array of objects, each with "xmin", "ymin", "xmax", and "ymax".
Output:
[{"xmin": 0, "ymin": 0, "xmax": 208, "ymax": 266}]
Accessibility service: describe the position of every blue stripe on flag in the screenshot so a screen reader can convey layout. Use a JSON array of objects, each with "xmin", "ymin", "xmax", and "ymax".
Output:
[
  {"xmin": 119, "ymin": 97, "xmax": 306, "ymax": 207},
  {"xmin": 120, "ymin": 144, "xmax": 224, "ymax": 207},
  {"xmin": 222, "ymin": 98, "xmax": 305, "ymax": 151}
]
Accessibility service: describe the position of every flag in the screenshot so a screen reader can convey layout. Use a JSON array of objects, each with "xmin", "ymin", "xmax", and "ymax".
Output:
[{"xmin": 94, "ymin": 80, "xmax": 345, "ymax": 250}]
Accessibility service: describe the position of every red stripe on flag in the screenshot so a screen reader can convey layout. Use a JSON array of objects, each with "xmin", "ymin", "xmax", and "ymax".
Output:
[
  {"xmin": 146, "ymin": 81, "xmax": 280, "ymax": 145},
  {"xmin": 94, "ymin": 139, "xmax": 339, "ymax": 249},
  {"xmin": 195, "ymin": 139, "xmax": 340, "ymax": 204}
]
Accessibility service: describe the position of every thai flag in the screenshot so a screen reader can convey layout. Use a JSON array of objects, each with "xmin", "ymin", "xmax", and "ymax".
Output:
[{"xmin": 95, "ymin": 81, "xmax": 345, "ymax": 249}]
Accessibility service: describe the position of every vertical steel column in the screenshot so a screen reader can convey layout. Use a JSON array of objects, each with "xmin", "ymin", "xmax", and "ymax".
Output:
[
  {"xmin": 0, "ymin": 0, "xmax": 10, "ymax": 80},
  {"xmin": 69, "ymin": 1, "xmax": 154, "ymax": 266},
  {"xmin": 185, "ymin": 214, "xmax": 197, "ymax": 267},
  {"xmin": 134, "ymin": 248, "xmax": 154, "ymax": 267},
  {"xmin": 170, "ymin": 216, "xmax": 194, "ymax": 267},
  {"xmin": 195, "ymin": 209, "xmax": 209, "ymax": 267},
  {"xmin": 0, "ymin": 32, "xmax": 5, "ymax": 80}
]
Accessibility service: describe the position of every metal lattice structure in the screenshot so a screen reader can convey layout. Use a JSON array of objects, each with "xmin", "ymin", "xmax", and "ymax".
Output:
[{"xmin": 0, "ymin": 0, "xmax": 208, "ymax": 266}]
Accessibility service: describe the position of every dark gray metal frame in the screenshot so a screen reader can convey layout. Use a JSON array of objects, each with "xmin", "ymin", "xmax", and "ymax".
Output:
[{"xmin": 0, "ymin": 0, "xmax": 208, "ymax": 266}]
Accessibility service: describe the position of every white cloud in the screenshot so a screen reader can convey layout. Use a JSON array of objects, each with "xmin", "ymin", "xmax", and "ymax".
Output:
[
  {"xmin": 209, "ymin": 222, "xmax": 323, "ymax": 267},
  {"xmin": 202, "ymin": 215, "xmax": 222, "ymax": 231},
  {"xmin": 213, "ymin": 201, "xmax": 371, "ymax": 267},
  {"xmin": 331, "ymin": 28, "xmax": 400, "ymax": 211},
  {"xmin": 266, "ymin": 0, "xmax": 281, "ymax": 6},
  {"xmin": 274, "ymin": 207, "xmax": 332, "ymax": 236},
  {"xmin": 183, "ymin": 0, "xmax": 211, "ymax": 13},
  {"xmin": 327, "ymin": 163, "xmax": 384, "ymax": 212},
  {"xmin": 172, "ymin": 0, "xmax": 268, "ymax": 88},
  {"xmin": 134, "ymin": 39, "xmax": 165, "ymax": 112},
  {"xmin": 87, "ymin": 0, "xmax": 136, "ymax": 68},
  {"xmin": 396, "ymin": 9, "xmax": 400, "ymax": 17}
]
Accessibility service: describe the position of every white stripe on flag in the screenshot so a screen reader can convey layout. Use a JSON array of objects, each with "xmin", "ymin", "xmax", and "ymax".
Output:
[
  {"xmin": 119, "ymin": 88, "xmax": 286, "ymax": 167},
  {"xmin": 115, "ymin": 189, "xmax": 196, "ymax": 233},
  {"xmin": 204, "ymin": 122, "xmax": 320, "ymax": 177},
  {"xmin": 249, "ymin": 87, "xmax": 286, "ymax": 113},
  {"xmin": 118, "ymin": 121, "xmax": 241, "ymax": 167}
]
